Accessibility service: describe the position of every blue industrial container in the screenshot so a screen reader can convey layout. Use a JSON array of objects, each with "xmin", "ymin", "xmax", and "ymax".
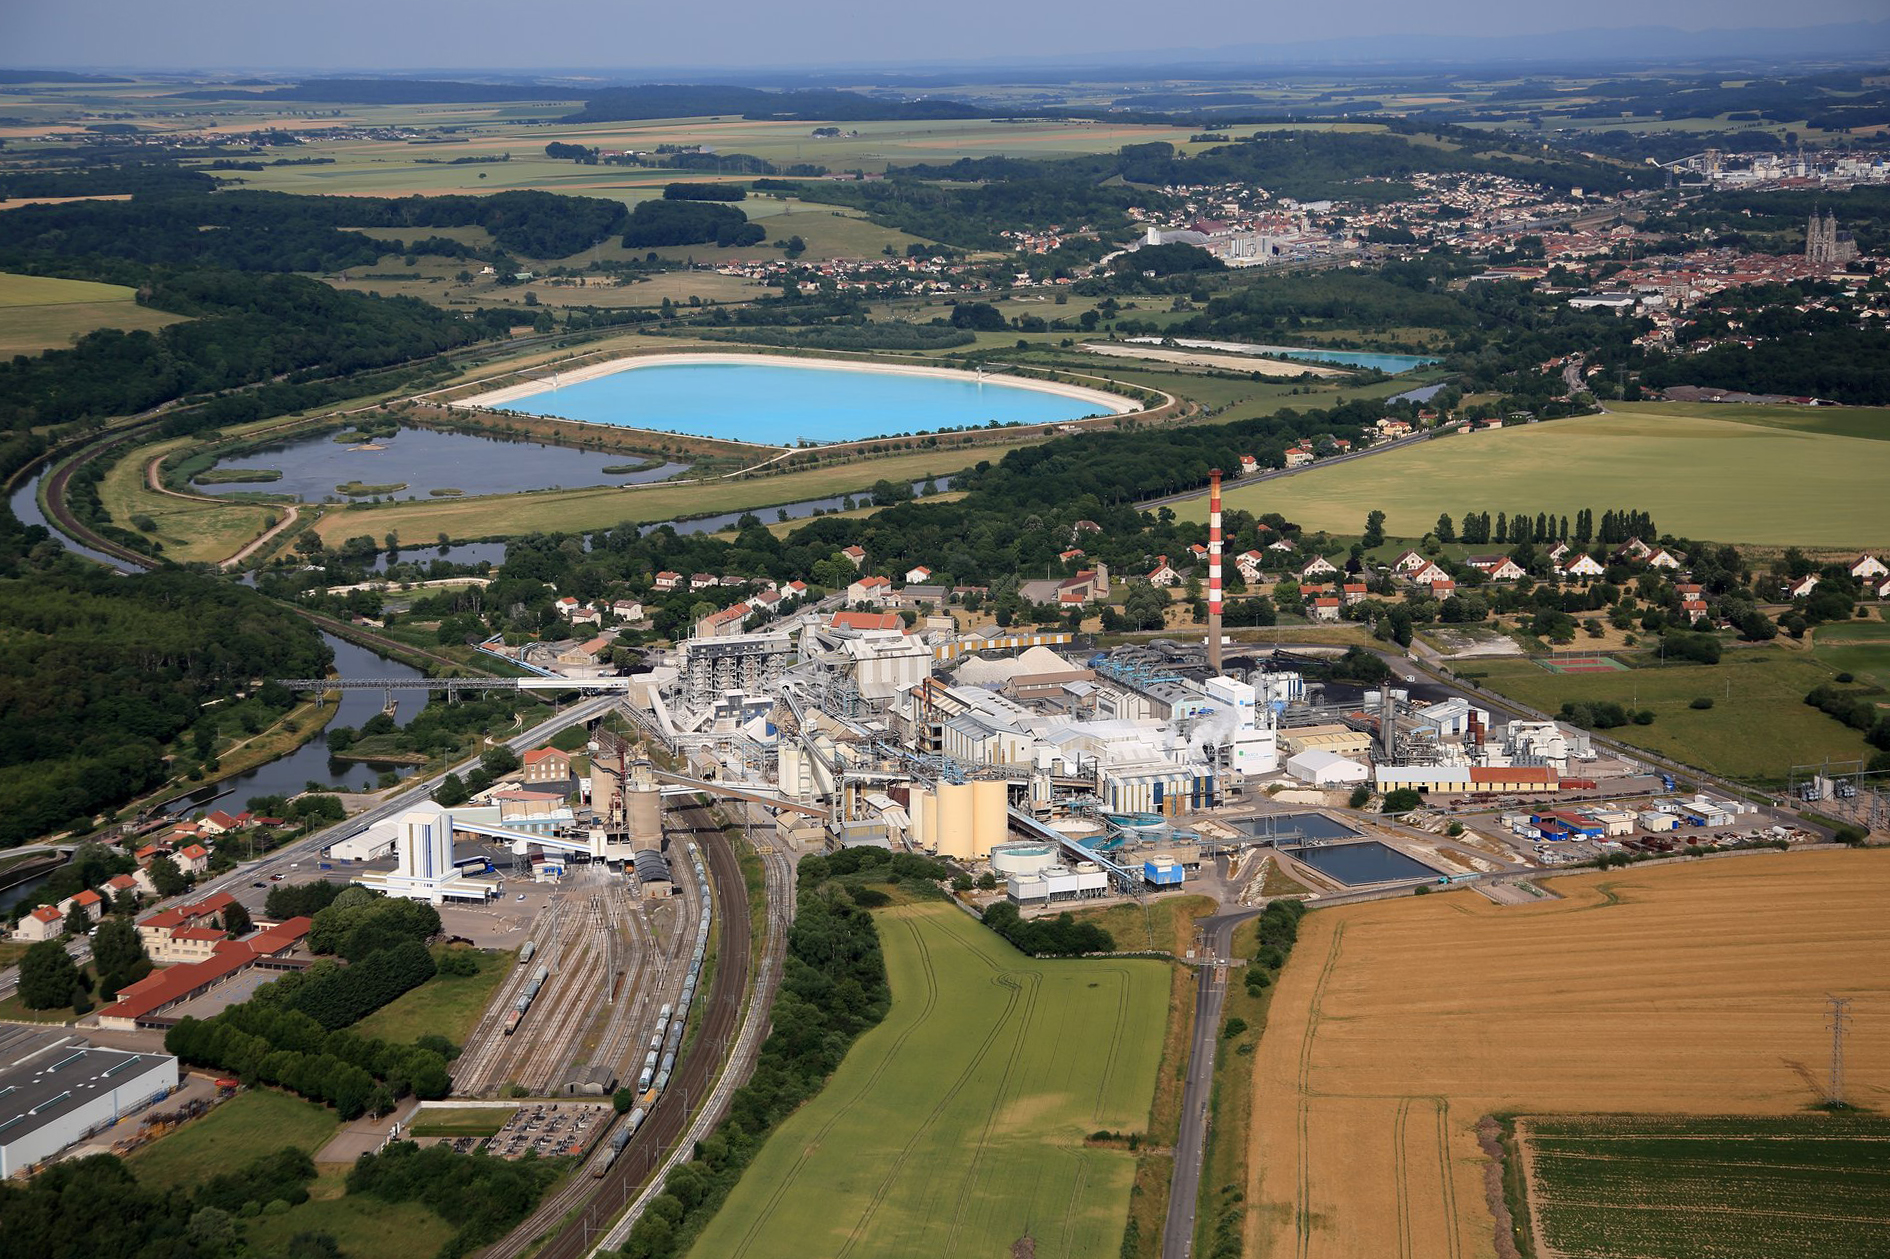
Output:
[{"xmin": 1143, "ymin": 861, "xmax": 1184, "ymax": 887}]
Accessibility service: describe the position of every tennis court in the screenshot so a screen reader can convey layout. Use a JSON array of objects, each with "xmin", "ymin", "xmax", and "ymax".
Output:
[{"xmin": 1535, "ymin": 653, "xmax": 1629, "ymax": 674}]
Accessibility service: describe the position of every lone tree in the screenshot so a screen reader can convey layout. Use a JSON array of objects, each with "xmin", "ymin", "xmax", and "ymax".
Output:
[
  {"xmin": 63, "ymin": 900, "xmax": 92, "ymax": 939},
  {"xmin": 91, "ymin": 917, "xmax": 152, "ymax": 1001},
  {"xmin": 223, "ymin": 901, "xmax": 252, "ymax": 939},
  {"xmin": 19, "ymin": 939, "xmax": 80, "ymax": 1011},
  {"xmin": 147, "ymin": 854, "xmax": 188, "ymax": 898}
]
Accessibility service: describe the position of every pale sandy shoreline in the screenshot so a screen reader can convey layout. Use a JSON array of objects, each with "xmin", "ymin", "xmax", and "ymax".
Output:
[{"xmin": 451, "ymin": 350, "xmax": 1139, "ymax": 420}]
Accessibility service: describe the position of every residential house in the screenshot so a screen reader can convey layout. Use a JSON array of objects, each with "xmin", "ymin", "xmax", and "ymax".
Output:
[
  {"xmin": 1681, "ymin": 598, "xmax": 1710, "ymax": 623},
  {"xmin": 56, "ymin": 889, "xmax": 104, "ymax": 926},
  {"xmin": 1407, "ymin": 558, "xmax": 1451, "ymax": 585},
  {"xmin": 654, "ymin": 571, "xmax": 683, "ymax": 592},
  {"xmin": 554, "ymin": 596, "xmax": 582, "ymax": 618},
  {"xmin": 1389, "ymin": 549, "xmax": 1429, "ymax": 573},
  {"xmin": 1298, "ymin": 555, "xmax": 1339, "ymax": 579},
  {"xmin": 904, "ymin": 565, "xmax": 933, "ymax": 585},
  {"xmin": 569, "ymin": 605, "xmax": 602, "ymax": 627},
  {"xmin": 1309, "ymin": 597, "xmax": 1342, "ymax": 622},
  {"xmin": 1645, "ymin": 548, "xmax": 1682, "ymax": 570},
  {"xmin": 1235, "ymin": 550, "xmax": 1266, "ymax": 583},
  {"xmin": 1146, "ymin": 556, "xmax": 1180, "ymax": 587},
  {"xmin": 782, "ymin": 580, "xmax": 810, "ymax": 601},
  {"xmin": 611, "ymin": 598, "xmax": 644, "ymax": 622},
  {"xmin": 1430, "ymin": 579, "xmax": 1457, "ymax": 598},
  {"xmin": 1341, "ymin": 583, "xmax": 1369, "ymax": 606},
  {"xmin": 104, "ymin": 874, "xmax": 138, "ymax": 905},
  {"xmin": 1375, "ymin": 417, "xmax": 1412, "ymax": 439},
  {"xmin": 1283, "ymin": 445, "xmax": 1314, "ymax": 468},
  {"xmin": 1298, "ymin": 584, "xmax": 1329, "ymax": 600},
  {"xmin": 747, "ymin": 589, "xmax": 782, "ymax": 615},
  {"xmin": 1266, "ymin": 537, "xmax": 1296, "ymax": 553},
  {"xmin": 11, "ymin": 905, "xmax": 65, "ymax": 942},
  {"xmin": 556, "ymin": 635, "xmax": 614, "ymax": 670},
  {"xmin": 689, "ymin": 573, "xmax": 719, "ymax": 592},
  {"xmin": 138, "ymin": 893, "xmax": 241, "ymax": 963},
  {"xmin": 1850, "ymin": 555, "xmax": 1888, "ymax": 580},
  {"xmin": 174, "ymin": 844, "xmax": 210, "ymax": 875},
  {"xmin": 1186, "ymin": 543, "xmax": 1209, "ymax": 564},
  {"xmin": 1467, "ymin": 555, "xmax": 1527, "ymax": 582},
  {"xmin": 1788, "ymin": 574, "xmax": 1820, "ymax": 599},
  {"xmin": 1614, "ymin": 538, "xmax": 1653, "ymax": 562},
  {"xmin": 1237, "ymin": 454, "xmax": 1259, "ymax": 475},
  {"xmin": 841, "ymin": 545, "xmax": 867, "ymax": 569},
  {"xmin": 694, "ymin": 605, "xmax": 749, "ymax": 638},
  {"xmin": 199, "ymin": 810, "xmax": 249, "ymax": 836},
  {"xmin": 1562, "ymin": 553, "xmax": 1605, "ymax": 579},
  {"xmin": 847, "ymin": 575, "xmax": 893, "ymax": 605},
  {"xmin": 522, "ymin": 748, "xmax": 572, "ymax": 786},
  {"xmin": 1071, "ymin": 520, "xmax": 1102, "ymax": 537},
  {"xmin": 1057, "ymin": 549, "xmax": 1085, "ymax": 564},
  {"xmin": 719, "ymin": 574, "xmax": 747, "ymax": 588},
  {"xmin": 1546, "ymin": 541, "xmax": 1571, "ymax": 564},
  {"xmin": 1875, "ymin": 578, "xmax": 1890, "ymax": 601}
]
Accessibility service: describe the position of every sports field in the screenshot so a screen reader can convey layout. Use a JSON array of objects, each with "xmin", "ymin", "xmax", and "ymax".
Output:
[
  {"xmin": 1198, "ymin": 409, "xmax": 1890, "ymax": 548},
  {"xmin": 1243, "ymin": 849, "xmax": 1890, "ymax": 1259},
  {"xmin": 686, "ymin": 902, "xmax": 1169, "ymax": 1259},
  {"xmin": 0, "ymin": 269, "xmax": 185, "ymax": 356},
  {"xmin": 1517, "ymin": 1113, "xmax": 1890, "ymax": 1259}
]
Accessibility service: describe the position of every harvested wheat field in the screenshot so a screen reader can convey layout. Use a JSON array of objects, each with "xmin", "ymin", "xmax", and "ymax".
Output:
[{"xmin": 1245, "ymin": 849, "xmax": 1890, "ymax": 1259}]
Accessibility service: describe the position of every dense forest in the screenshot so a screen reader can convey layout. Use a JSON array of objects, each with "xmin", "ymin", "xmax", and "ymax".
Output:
[
  {"xmin": 0, "ymin": 567, "xmax": 328, "ymax": 846},
  {"xmin": 620, "ymin": 199, "xmax": 763, "ymax": 248}
]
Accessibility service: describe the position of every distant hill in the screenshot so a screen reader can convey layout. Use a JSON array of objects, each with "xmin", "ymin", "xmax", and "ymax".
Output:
[
  {"xmin": 0, "ymin": 69, "xmax": 129, "ymax": 84},
  {"xmin": 564, "ymin": 84, "xmax": 986, "ymax": 123},
  {"xmin": 171, "ymin": 78, "xmax": 583, "ymax": 104}
]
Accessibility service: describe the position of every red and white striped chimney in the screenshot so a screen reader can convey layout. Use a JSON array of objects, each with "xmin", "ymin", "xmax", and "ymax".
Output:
[{"xmin": 1208, "ymin": 468, "xmax": 1224, "ymax": 675}]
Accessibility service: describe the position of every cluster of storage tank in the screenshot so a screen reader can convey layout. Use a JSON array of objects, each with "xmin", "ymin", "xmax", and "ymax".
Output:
[
  {"xmin": 503, "ymin": 964, "xmax": 551, "ymax": 1036},
  {"xmin": 590, "ymin": 1106, "xmax": 647, "ymax": 1178},
  {"xmin": 635, "ymin": 848, "xmax": 714, "ymax": 1098}
]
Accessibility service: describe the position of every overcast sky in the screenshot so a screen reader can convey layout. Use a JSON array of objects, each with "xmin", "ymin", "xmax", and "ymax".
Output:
[{"xmin": 10, "ymin": 0, "xmax": 1889, "ymax": 72}]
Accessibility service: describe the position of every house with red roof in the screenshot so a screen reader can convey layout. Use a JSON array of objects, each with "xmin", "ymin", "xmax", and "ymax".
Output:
[
  {"xmin": 829, "ymin": 610, "xmax": 905, "ymax": 633},
  {"xmin": 1430, "ymin": 579, "xmax": 1457, "ymax": 598},
  {"xmin": 1467, "ymin": 555, "xmax": 1527, "ymax": 582},
  {"xmin": 841, "ymin": 545, "xmax": 867, "ymax": 568},
  {"xmin": 1309, "ymin": 596, "xmax": 1342, "ymax": 622},
  {"xmin": 99, "ymin": 916, "xmax": 314, "ymax": 1031},
  {"xmin": 904, "ymin": 565, "xmax": 933, "ymax": 585},
  {"xmin": 175, "ymin": 844, "xmax": 211, "ymax": 875},
  {"xmin": 200, "ymin": 810, "xmax": 250, "ymax": 835},
  {"xmin": 138, "ymin": 892, "xmax": 240, "ymax": 963},
  {"xmin": 654, "ymin": 570, "xmax": 683, "ymax": 592},
  {"xmin": 522, "ymin": 747, "xmax": 572, "ymax": 786},
  {"xmin": 11, "ymin": 904, "xmax": 65, "ymax": 943},
  {"xmin": 847, "ymin": 575, "xmax": 893, "ymax": 606},
  {"xmin": 1562, "ymin": 553, "xmax": 1605, "ymax": 579},
  {"xmin": 1146, "ymin": 556, "xmax": 1180, "ymax": 587},
  {"xmin": 689, "ymin": 572, "xmax": 719, "ymax": 592}
]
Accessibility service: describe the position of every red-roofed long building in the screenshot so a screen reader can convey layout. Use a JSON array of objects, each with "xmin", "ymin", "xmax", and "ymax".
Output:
[{"xmin": 98, "ymin": 917, "xmax": 314, "ymax": 1031}]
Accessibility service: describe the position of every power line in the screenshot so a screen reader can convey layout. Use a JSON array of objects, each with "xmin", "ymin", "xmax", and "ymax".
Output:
[{"xmin": 1827, "ymin": 995, "xmax": 1853, "ymax": 1108}]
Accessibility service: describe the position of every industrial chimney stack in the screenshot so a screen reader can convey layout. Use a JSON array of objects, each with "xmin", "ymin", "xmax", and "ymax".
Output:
[{"xmin": 1208, "ymin": 468, "xmax": 1223, "ymax": 676}]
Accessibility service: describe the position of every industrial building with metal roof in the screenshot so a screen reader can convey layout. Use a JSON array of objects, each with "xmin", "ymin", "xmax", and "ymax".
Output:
[{"xmin": 0, "ymin": 1028, "xmax": 178, "ymax": 1177}]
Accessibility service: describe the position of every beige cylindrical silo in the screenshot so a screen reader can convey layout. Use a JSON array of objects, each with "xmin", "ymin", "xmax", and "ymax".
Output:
[
  {"xmin": 626, "ymin": 782, "xmax": 663, "ymax": 852},
  {"xmin": 934, "ymin": 782, "xmax": 974, "ymax": 860},
  {"xmin": 971, "ymin": 779, "xmax": 1008, "ymax": 860}
]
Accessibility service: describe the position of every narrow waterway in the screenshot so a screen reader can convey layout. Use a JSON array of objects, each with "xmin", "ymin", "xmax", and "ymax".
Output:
[{"xmin": 9, "ymin": 467, "xmax": 134, "ymax": 571}]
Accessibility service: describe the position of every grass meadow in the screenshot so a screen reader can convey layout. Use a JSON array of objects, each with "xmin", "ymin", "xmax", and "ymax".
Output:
[
  {"xmin": 349, "ymin": 946, "xmax": 513, "ymax": 1048},
  {"xmin": 0, "ymin": 269, "xmax": 185, "ymax": 356},
  {"xmin": 1469, "ymin": 645, "xmax": 1874, "ymax": 782},
  {"xmin": 1201, "ymin": 409, "xmax": 1890, "ymax": 549},
  {"xmin": 685, "ymin": 902, "xmax": 1169, "ymax": 1259},
  {"xmin": 1518, "ymin": 1113, "xmax": 1890, "ymax": 1259},
  {"xmin": 129, "ymin": 1088, "xmax": 340, "ymax": 1190},
  {"xmin": 1244, "ymin": 850, "xmax": 1890, "ymax": 1259}
]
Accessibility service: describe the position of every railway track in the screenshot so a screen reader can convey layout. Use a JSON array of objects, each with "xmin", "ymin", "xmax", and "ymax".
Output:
[{"xmin": 482, "ymin": 806, "xmax": 757, "ymax": 1259}]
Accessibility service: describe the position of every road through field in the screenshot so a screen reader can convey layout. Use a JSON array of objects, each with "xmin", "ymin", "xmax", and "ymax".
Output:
[
  {"xmin": 686, "ymin": 902, "xmax": 1169, "ymax": 1259},
  {"xmin": 1244, "ymin": 849, "xmax": 1890, "ymax": 1259}
]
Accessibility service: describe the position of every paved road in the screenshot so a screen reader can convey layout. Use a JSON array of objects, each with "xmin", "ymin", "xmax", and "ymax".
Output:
[{"xmin": 1164, "ymin": 908, "xmax": 1259, "ymax": 1259}]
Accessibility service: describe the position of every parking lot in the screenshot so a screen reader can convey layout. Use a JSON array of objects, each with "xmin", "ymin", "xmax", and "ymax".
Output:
[{"xmin": 487, "ymin": 1101, "xmax": 611, "ymax": 1160}]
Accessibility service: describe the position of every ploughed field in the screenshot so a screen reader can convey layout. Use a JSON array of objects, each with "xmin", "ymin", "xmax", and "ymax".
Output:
[
  {"xmin": 686, "ymin": 901, "xmax": 1169, "ymax": 1259},
  {"xmin": 1244, "ymin": 849, "xmax": 1890, "ymax": 1259}
]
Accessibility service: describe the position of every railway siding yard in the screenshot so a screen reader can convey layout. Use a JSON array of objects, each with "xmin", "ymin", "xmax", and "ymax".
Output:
[
  {"xmin": 685, "ymin": 901, "xmax": 1169, "ymax": 1259},
  {"xmin": 1243, "ymin": 849, "xmax": 1890, "ymax": 1259}
]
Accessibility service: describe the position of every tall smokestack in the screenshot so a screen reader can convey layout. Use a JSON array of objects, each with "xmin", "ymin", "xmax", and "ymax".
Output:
[{"xmin": 1208, "ymin": 468, "xmax": 1224, "ymax": 676}]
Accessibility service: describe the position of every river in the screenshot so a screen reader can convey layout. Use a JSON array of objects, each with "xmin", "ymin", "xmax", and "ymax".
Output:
[{"xmin": 9, "ymin": 467, "xmax": 134, "ymax": 571}]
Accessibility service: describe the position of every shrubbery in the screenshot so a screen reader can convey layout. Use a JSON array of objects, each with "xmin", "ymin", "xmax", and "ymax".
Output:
[
  {"xmin": 346, "ymin": 1140, "xmax": 559, "ymax": 1259},
  {"xmin": 979, "ymin": 901, "xmax": 1114, "ymax": 956},
  {"xmin": 257, "ymin": 940, "xmax": 437, "ymax": 1030}
]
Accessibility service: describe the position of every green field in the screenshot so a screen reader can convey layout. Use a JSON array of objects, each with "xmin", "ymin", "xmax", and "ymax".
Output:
[
  {"xmin": 1812, "ymin": 619, "xmax": 1890, "ymax": 690},
  {"xmin": 1198, "ymin": 409, "xmax": 1890, "ymax": 548},
  {"xmin": 350, "ymin": 946, "xmax": 512, "ymax": 1047},
  {"xmin": 1519, "ymin": 1113, "xmax": 1890, "ymax": 1259},
  {"xmin": 242, "ymin": 1167, "xmax": 456, "ymax": 1259},
  {"xmin": 0, "ymin": 269, "xmax": 186, "ymax": 356},
  {"xmin": 406, "ymin": 1106, "xmax": 519, "ymax": 1138},
  {"xmin": 686, "ymin": 902, "xmax": 1169, "ymax": 1259},
  {"xmin": 1470, "ymin": 646, "xmax": 1873, "ymax": 782},
  {"xmin": 129, "ymin": 1089, "xmax": 341, "ymax": 1190}
]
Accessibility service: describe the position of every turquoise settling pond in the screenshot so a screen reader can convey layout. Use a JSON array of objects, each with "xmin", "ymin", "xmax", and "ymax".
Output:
[{"xmin": 492, "ymin": 359, "xmax": 1124, "ymax": 444}]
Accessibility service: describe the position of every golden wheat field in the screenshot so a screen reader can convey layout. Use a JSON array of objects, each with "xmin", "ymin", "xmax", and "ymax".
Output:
[{"xmin": 1244, "ymin": 849, "xmax": 1890, "ymax": 1259}]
